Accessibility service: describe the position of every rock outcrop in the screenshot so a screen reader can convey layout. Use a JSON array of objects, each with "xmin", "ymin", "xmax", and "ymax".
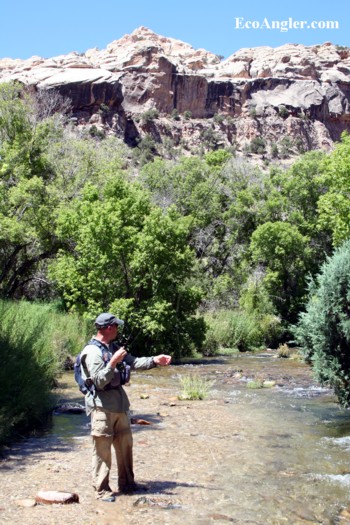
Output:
[{"xmin": 1, "ymin": 26, "xmax": 350, "ymax": 155}]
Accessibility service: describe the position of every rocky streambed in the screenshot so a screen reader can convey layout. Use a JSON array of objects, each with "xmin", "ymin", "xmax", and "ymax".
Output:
[{"xmin": 1, "ymin": 351, "xmax": 350, "ymax": 525}]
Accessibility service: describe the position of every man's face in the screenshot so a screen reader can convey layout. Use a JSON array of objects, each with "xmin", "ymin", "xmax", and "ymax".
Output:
[{"xmin": 108, "ymin": 323, "xmax": 118, "ymax": 342}]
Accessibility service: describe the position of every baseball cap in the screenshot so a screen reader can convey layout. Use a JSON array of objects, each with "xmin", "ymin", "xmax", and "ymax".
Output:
[{"xmin": 95, "ymin": 312, "xmax": 124, "ymax": 328}]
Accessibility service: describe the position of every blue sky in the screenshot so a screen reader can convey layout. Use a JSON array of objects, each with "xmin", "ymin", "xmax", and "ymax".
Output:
[{"xmin": 1, "ymin": 0, "xmax": 349, "ymax": 60}]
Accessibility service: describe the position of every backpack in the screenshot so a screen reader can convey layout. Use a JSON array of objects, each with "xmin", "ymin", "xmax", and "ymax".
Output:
[{"xmin": 74, "ymin": 339, "xmax": 131, "ymax": 396}]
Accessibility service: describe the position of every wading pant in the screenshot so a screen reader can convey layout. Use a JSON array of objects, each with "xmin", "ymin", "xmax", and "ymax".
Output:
[{"xmin": 91, "ymin": 408, "xmax": 134, "ymax": 498}]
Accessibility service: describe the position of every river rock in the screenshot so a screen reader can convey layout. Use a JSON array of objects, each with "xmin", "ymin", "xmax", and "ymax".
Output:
[
  {"xmin": 35, "ymin": 490, "xmax": 79, "ymax": 504},
  {"xmin": 140, "ymin": 393, "xmax": 149, "ymax": 399},
  {"xmin": 263, "ymin": 380, "xmax": 277, "ymax": 388},
  {"xmin": 130, "ymin": 417, "xmax": 152, "ymax": 425},
  {"xmin": 339, "ymin": 508, "xmax": 350, "ymax": 522},
  {"xmin": 15, "ymin": 498, "xmax": 37, "ymax": 508}
]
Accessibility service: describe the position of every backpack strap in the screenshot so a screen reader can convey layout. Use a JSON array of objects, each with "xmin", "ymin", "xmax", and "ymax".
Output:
[
  {"xmin": 81, "ymin": 339, "xmax": 109, "ymax": 373},
  {"xmin": 82, "ymin": 339, "xmax": 125, "ymax": 391},
  {"xmin": 80, "ymin": 353, "xmax": 90, "ymax": 381},
  {"xmin": 82, "ymin": 338, "xmax": 130, "ymax": 390},
  {"xmin": 88, "ymin": 338, "xmax": 110, "ymax": 356}
]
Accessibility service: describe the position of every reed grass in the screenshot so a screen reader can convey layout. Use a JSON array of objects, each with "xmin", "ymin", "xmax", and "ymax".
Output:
[
  {"xmin": 202, "ymin": 308, "xmax": 281, "ymax": 355},
  {"xmin": 0, "ymin": 300, "xmax": 91, "ymax": 448},
  {"xmin": 178, "ymin": 373, "xmax": 214, "ymax": 400}
]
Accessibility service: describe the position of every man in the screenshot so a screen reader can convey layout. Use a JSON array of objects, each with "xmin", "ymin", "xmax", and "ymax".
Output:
[{"xmin": 80, "ymin": 312, "xmax": 172, "ymax": 502}]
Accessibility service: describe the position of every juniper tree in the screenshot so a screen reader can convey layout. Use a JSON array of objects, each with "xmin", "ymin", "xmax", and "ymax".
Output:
[{"xmin": 294, "ymin": 239, "xmax": 350, "ymax": 406}]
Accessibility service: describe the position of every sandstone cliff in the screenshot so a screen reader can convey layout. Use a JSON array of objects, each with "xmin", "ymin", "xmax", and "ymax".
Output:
[{"xmin": 1, "ymin": 26, "xmax": 349, "ymax": 157}]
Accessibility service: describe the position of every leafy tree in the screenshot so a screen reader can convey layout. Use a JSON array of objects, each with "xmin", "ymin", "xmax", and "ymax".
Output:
[
  {"xmin": 49, "ymin": 176, "xmax": 205, "ymax": 357},
  {"xmin": 141, "ymin": 156, "xmax": 224, "ymax": 224},
  {"xmin": 141, "ymin": 155, "xmax": 271, "ymax": 306},
  {"xmin": 0, "ymin": 82, "xmax": 129, "ymax": 299},
  {"xmin": 270, "ymin": 143, "xmax": 279, "ymax": 158},
  {"xmin": 200, "ymin": 126, "xmax": 220, "ymax": 150},
  {"xmin": 317, "ymin": 132, "xmax": 350, "ymax": 246},
  {"xmin": 250, "ymin": 221, "xmax": 311, "ymax": 322},
  {"xmin": 0, "ymin": 83, "xmax": 63, "ymax": 298},
  {"xmin": 265, "ymin": 152, "xmax": 331, "ymax": 258},
  {"xmin": 204, "ymin": 150, "xmax": 231, "ymax": 168},
  {"xmin": 294, "ymin": 239, "xmax": 350, "ymax": 406},
  {"xmin": 243, "ymin": 152, "xmax": 332, "ymax": 323}
]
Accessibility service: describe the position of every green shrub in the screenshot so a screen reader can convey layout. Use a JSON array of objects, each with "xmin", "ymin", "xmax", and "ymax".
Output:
[
  {"xmin": 278, "ymin": 105, "xmax": 289, "ymax": 118},
  {"xmin": 200, "ymin": 127, "xmax": 219, "ymax": 149},
  {"xmin": 0, "ymin": 300, "xmax": 91, "ymax": 447},
  {"xmin": 213, "ymin": 113, "xmax": 225, "ymax": 124},
  {"xmin": 270, "ymin": 143, "xmax": 279, "ymax": 158},
  {"xmin": 89, "ymin": 125, "xmax": 105, "ymax": 139},
  {"xmin": 202, "ymin": 308, "xmax": 280, "ymax": 354},
  {"xmin": 249, "ymin": 137, "xmax": 266, "ymax": 154},
  {"xmin": 279, "ymin": 136, "xmax": 293, "ymax": 158},
  {"xmin": 99, "ymin": 103, "xmax": 110, "ymax": 116},
  {"xmin": 249, "ymin": 107, "xmax": 257, "ymax": 118},
  {"xmin": 295, "ymin": 137, "xmax": 306, "ymax": 153},
  {"xmin": 134, "ymin": 134, "xmax": 157, "ymax": 165},
  {"xmin": 171, "ymin": 108, "xmax": 180, "ymax": 121},
  {"xmin": 294, "ymin": 239, "xmax": 350, "ymax": 406},
  {"xmin": 141, "ymin": 108, "xmax": 159, "ymax": 125}
]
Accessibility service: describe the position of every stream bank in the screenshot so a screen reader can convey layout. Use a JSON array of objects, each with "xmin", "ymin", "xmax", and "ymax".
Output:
[{"xmin": 1, "ymin": 352, "xmax": 350, "ymax": 524}]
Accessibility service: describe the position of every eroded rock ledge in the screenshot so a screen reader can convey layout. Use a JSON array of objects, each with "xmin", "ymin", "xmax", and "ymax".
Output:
[{"xmin": 1, "ymin": 26, "xmax": 349, "ymax": 154}]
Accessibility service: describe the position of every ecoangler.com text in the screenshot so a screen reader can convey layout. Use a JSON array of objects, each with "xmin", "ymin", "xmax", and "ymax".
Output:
[{"xmin": 234, "ymin": 17, "xmax": 339, "ymax": 32}]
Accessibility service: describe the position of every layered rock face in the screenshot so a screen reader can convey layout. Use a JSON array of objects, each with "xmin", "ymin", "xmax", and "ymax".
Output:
[{"xmin": 1, "ymin": 26, "xmax": 349, "ymax": 154}]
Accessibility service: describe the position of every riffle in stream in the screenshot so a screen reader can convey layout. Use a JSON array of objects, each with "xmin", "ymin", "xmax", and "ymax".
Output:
[{"xmin": 37, "ymin": 353, "xmax": 350, "ymax": 523}]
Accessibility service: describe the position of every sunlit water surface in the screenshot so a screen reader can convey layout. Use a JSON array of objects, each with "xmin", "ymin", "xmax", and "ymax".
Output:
[{"xmin": 52, "ymin": 354, "xmax": 350, "ymax": 524}]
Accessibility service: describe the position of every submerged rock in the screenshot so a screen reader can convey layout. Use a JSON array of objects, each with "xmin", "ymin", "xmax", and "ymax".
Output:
[{"xmin": 133, "ymin": 495, "xmax": 181, "ymax": 509}]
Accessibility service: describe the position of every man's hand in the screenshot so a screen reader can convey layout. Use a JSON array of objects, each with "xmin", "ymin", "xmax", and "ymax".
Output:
[
  {"xmin": 153, "ymin": 354, "xmax": 172, "ymax": 366},
  {"xmin": 110, "ymin": 347, "xmax": 127, "ymax": 368}
]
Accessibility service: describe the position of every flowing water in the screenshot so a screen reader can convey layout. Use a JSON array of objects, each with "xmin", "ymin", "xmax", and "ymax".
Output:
[{"xmin": 37, "ymin": 354, "xmax": 350, "ymax": 523}]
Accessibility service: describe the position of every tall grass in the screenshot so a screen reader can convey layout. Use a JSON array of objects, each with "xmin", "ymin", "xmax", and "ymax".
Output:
[
  {"xmin": 0, "ymin": 300, "xmax": 91, "ymax": 448},
  {"xmin": 202, "ymin": 308, "xmax": 281, "ymax": 355},
  {"xmin": 178, "ymin": 374, "xmax": 214, "ymax": 400}
]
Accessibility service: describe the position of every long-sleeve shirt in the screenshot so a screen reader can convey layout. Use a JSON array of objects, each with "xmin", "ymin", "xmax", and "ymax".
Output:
[{"xmin": 80, "ymin": 338, "xmax": 156, "ymax": 415}]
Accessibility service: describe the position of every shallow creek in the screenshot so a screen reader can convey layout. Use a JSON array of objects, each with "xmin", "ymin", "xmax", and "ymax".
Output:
[{"xmin": 2, "ymin": 352, "xmax": 350, "ymax": 525}]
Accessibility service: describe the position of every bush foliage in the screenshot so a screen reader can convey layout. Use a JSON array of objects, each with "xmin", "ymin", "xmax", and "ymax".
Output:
[
  {"xmin": 0, "ymin": 300, "xmax": 90, "ymax": 447},
  {"xmin": 202, "ymin": 308, "xmax": 281, "ymax": 354},
  {"xmin": 294, "ymin": 239, "xmax": 350, "ymax": 406}
]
